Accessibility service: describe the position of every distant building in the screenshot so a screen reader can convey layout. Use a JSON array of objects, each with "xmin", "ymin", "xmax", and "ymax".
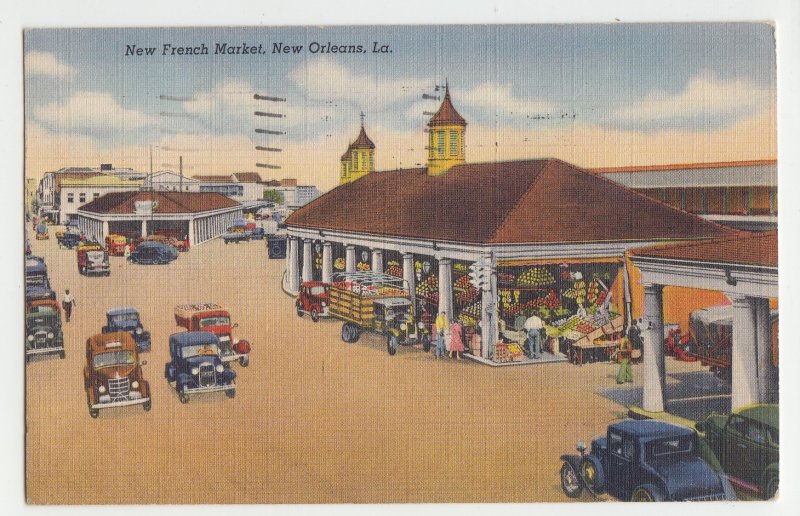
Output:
[
  {"xmin": 193, "ymin": 175, "xmax": 245, "ymax": 198},
  {"xmin": 142, "ymin": 170, "xmax": 200, "ymax": 192},
  {"xmin": 25, "ymin": 177, "xmax": 37, "ymax": 215},
  {"xmin": 59, "ymin": 175, "xmax": 142, "ymax": 224},
  {"xmin": 262, "ymin": 178, "xmax": 321, "ymax": 210},
  {"xmin": 592, "ymin": 160, "xmax": 777, "ymax": 231}
]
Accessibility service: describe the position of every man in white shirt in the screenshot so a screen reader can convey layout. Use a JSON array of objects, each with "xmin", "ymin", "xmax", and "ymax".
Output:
[
  {"xmin": 62, "ymin": 289, "xmax": 76, "ymax": 322},
  {"xmin": 523, "ymin": 313, "xmax": 545, "ymax": 359}
]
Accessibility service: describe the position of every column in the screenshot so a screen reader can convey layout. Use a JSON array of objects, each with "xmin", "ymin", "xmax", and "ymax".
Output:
[
  {"xmin": 438, "ymin": 258, "xmax": 453, "ymax": 322},
  {"xmin": 302, "ymin": 239, "xmax": 313, "ymax": 283},
  {"xmin": 642, "ymin": 284, "xmax": 666, "ymax": 413},
  {"xmin": 188, "ymin": 219, "xmax": 195, "ymax": 246},
  {"xmin": 141, "ymin": 219, "xmax": 147, "ymax": 237},
  {"xmin": 345, "ymin": 245, "xmax": 356, "ymax": 273},
  {"xmin": 402, "ymin": 253, "xmax": 415, "ymax": 294},
  {"xmin": 101, "ymin": 221, "xmax": 109, "ymax": 240},
  {"xmin": 754, "ymin": 297, "xmax": 775, "ymax": 403},
  {"xmin": 479, "ymin": 258, "xmax": 497, "ymax": 359},
  {"xmin": 372, "ymin": 249, "xmax": 384, "ymax": 274},
  {"xmin": 287, "ymin": 237, "xmax": 300, "ymax": 293},
  {"xmin": 730, "ymin": 294, "xmax": 759, "ymax": 409},
  {"xmin": 322, "ymin": 242, "xmax": 333, "ymax": 284}
]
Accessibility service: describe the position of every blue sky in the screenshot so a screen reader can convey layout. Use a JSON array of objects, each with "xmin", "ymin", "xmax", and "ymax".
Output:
[{"xmin": 23, "ymin": 23, "xmax": 777, "ymax": 188}]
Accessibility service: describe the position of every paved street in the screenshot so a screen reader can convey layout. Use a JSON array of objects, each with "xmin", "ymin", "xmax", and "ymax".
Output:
[{"xmin": 25, "ymin": 231, "xmax": 716, "ymax": 504}]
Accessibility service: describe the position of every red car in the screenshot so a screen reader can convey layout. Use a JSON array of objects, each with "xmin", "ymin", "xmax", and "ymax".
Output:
[{"xmin": 296, "ymin": 282, "xmax": 330, "ymax": 322}]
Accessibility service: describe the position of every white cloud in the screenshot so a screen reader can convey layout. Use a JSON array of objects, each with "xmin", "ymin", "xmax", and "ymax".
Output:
[
  {"xmin": 612, "ymin": 72, "xmax": 771, "ymax": 124},
  {"xmin": 25, "ymin": 51, "xmax": 75, "ymax": 79},
  {"xmin": 33, "ymin": 91, "xmax": 157, "ymax": 131},
  {"xmin": 461, "ymin": 82, "xmax": 556, "ymax": 117}
]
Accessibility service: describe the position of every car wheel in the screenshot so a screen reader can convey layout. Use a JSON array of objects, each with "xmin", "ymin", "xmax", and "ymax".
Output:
[
  {"xmin": 89, "ymin": 408, "xmax": 99, "ymax": 419},
  {"xmin": 630, "ymin": 484, "xmax": 664, "ymax": 502},
  {"xmin": 765, "ymin": 475, "xmax": 778, "ymax": 500},
  {"xmin": 178, "ymin": 386, "xmax": 190, "ymax": 404},
  {"xmin": 226, "ymin": 388, "xmax": 236, "ymax": 398},
  {"xmin": 560, "ymin": 461, "xmax": 584, "ymax": 498},
  {"xmin": 59, "ymin": 351, "xmax": 66, "ymax": 359},
  {"xmin": 341, "ymin": 323, "xmax": 353, "ymax": 343},
  {"xmin": 239, "ymin": 355, "xmax": 249, "ymax": 367},
  {"xmin": 579, "ymin": 455, "xmax": 605, "ymax": 495},
  {"xmin": 422, "ymin": 334, "xmax": 431, "ymax": 352},
  {"xmin": 310, "ymin": 308, "xmax": 319, "ymax": 323},
  {"xmin": 387, "ymin": 335, "xmax": 399, "ymax": 356},
  {"xmin": 296, "ymin": 305, "xmax": 304, "ymax": 318},
  {"xmin": 143, "ymin": 400, "xmax": 152, "ymax": 412}
]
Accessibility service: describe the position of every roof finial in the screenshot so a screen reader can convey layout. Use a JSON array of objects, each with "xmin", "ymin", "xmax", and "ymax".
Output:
[
  {"xmin": 360, "ymin": 111, "xmax": 365, "ymax": 127},
  {"xmin": 445, "ymin": 79, "xmax": 449, "ymax": 96}
]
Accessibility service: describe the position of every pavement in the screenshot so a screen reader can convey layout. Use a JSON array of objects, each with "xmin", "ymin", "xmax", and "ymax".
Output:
[{"xmin": 24, "ymin": 229, "xmax": 727, "ymax": 504}]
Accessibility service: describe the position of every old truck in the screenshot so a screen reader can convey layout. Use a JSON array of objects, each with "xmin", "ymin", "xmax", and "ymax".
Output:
[
  {"xmin": 296, "ymin": 281, "xmax": 330, "ymax": 322},
  {"xmin": 102, "ymin": 307, "xmax": 152, "ymax": 353},
  {"xmin": 164, "ymin": 331, "xmax": 236, "ymax": 403},
  {"xmin": 25, "ymin": 257, "xmax": 56, "ymax": 302},
  {"xmin": 174, "ymin": 303, "xmax": 251, "ymax": 366},
  {"xmin": 105, "ymin": 234, "xmax": 127, "ymax": 256},
  {"xmin": 77, "ymin": 242, "xmax": 111, "ymax": 276},
  {"xmin": 25, "ymin": 299, "xmax": 65, "ymax": 361},
  {"xmin": 83, "ymin": 331, "xmax": 151, "ymax": 418},
  {"xmin": 328, "ymin": 272, "xmax": 430, "ymax": 355}
]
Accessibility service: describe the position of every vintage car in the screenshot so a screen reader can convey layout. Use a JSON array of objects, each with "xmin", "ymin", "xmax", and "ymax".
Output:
[
  {"xmin": 296, "ymin": 281, "xmax": 330, "ymax": 322},
  {"xmin": 164, "ymin": 331, "xmax": 236, "ymax": 403},
  {"xmin": 25, "ymin": 300, "xmax": 65, "ymax": 361},
  {"xmin": 77, "ymin": 242, "xmax": 111, "ymax": 276},
  {"xmin": 221, "ymin": 230, "xmax": 251, "ymax": 244},
  {"xmin": 560, "ymin": 419, "xmax": 735, "ymax": 501},
  {"xmin": 102, "ymin": 307, "xmax": 152, "ymax": 353},
  {"xmin": 83, "ymin": 331, "xmax": 151, "ymax": 418},
  {"xmin": 131, "ymin": 234, "xmax": 189, "ymax": 253},
  {"xmin": 174, "ymin": 303, "xmax": 251, "ymax": 366},
  {"xmin": 25, "ymin": 257, "xmax": 56, "ymax": 302},
  {"xmin": 105, "ymin": 234, "xmax": 127, "ymax": 256},
  {"xmin": 35, "ymin": 223, "xmax": 49, "ymax": 240},
  {"xmin": 250, "ymin": 227, "xmax": 266, "ymax": 240},
  {"xmin": 128, "ymin": 240, "xmax": 178, "ymax": 265},
  {"xmin": 695, "ymin": 404, "xmax": 779, "ymax": 499},
  {"xmin": 57, "ymin": 232, "xmax": 82, "ymax": 249}
]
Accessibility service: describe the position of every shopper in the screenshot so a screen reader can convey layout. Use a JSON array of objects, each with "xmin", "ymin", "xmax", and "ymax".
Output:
[
  {"xmin": 523, "ymin": 313, "xmax": 545, "ymax": 359},
  {"xmin": 449, "ymin": 320, "xmax": 464, "ymax": 360},
  {"xmin": 628, "ymin": 318, "xmax": 644, "ymax": 353},
  {"xmin": 435, "ymin": 311, "xmax": 449, "ymax": 359},
  {"xmin": 613, "ymin": 335, "xmax": 634, "ymax": 384},
  {"xmin": 62, "ymin": 289, "xmax": 76, "ymax": 322},
  {"xmin": 123, "ymin": 243, "xmax": 131, "ymax": 260}
]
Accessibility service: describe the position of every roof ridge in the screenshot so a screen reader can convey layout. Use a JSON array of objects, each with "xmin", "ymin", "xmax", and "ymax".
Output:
[
  {"xmin": 488, "ymin": 160, "xmax": 552, "ymax": 242},
  {"xmin": 631, "ymin": 229, "xmax": 775, "ymax": 256}
]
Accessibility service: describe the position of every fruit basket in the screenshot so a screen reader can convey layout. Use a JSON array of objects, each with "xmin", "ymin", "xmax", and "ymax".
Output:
[{"xmin": 517, "ymin": 266, "xmax": 555, "ymax": 287}]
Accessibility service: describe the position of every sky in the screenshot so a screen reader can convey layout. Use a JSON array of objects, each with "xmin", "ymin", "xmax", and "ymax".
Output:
[{"xmin": 24, "ymin": 23, "xmax": 777, "ymax": 191}]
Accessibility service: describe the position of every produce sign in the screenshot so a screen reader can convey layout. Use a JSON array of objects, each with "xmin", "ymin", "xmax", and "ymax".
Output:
[{"xmin": 517, "ymin": 266, "xmax": 555, "ymax": 287}]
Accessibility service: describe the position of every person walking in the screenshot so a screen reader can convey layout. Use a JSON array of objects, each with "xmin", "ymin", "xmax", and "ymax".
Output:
[
  {"xmin": 123, "ymin": 243, "xmax": 131, "ymax": 263},
  {"xmin": 62, "ymin": 289, "xmax": 76, "ymax": 322},
  {"xmin": 613, "ymin": 334, "xmax": 634, "ymax": 384},
  {"xmin": 523, "ymin": 313, "xmax": 545, "ymax": 359},
  {"xmin": 449, "ymin": 319, "xmax": 465, "ymax": 360},
  {"xmin": 434, "ymin": 311, "xmax": 449, "ymax": 359}
]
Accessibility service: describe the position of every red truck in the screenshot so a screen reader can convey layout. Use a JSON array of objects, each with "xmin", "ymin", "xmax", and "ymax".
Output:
[
  {"xmin": 295, "ymin": 281, "xmax": 331, "ymax": 322},
  {"xmin": 174, "ymin": 303, "xmax": 251, "ymax": 366},
  {"xmin": 77, "ymin": 242, "xmax": 110, "ymax": 276}
]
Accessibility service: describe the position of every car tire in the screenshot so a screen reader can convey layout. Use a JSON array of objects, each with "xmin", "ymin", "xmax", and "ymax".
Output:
[
  {"xmin": 579, "ymin": 455, "xmax": 605, "ymax": 495},
  {"xmin": 226, "ymin": 389, "xmax": 236, "ymax": 398},
  {"xmin": 239, "ymin": 355, "xmax": 249, "ymax": 367},
  {"xmin": 560, "ymin": 461, "xmax": 584, "ymax": 499},
  {"xmin": 296, "ymin": 305, "xmax": 304, "ymax": 318},
  {"xmin": 310, "ymin": 308, "xmax": 319, "ymax": 323},
  {"xmin": 630, "ymin": 484, "xmax": 664, "ymax": 502},
  {"xmin": 59, "ymin": 351, "xmax": 66, "ymax": 359},
  {"xmin": 341, "ymin": 323, "xmax": 353, "ymax": 343},
  {"xmin": 143, "ymin": 400, "xmax": 152, "ymax": 412},
  {"xmin": 89, "ymin": 408, "xmax": 99, "ymax": 419},
  {"xmin": 765, "ymin": 474, "xmax": 779, "ymax": 500},
  {"xmin": 387, "ymin": 335, "xmax": 399, "ymax": 356},
  {"xmin": 178, "ymin": 385, "xmax": 189, "ymax": 404}
]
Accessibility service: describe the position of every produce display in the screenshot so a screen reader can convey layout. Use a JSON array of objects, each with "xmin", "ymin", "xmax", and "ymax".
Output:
[
  {"xmin": 334, "ymin": 257, "xmax": 345, "ymax": 270},
  {"xmin": 457, "ymin": 313, "xmax": 479, "ymax": 327},
  {"xmin": 454, "ymin": 275, "xmax": 480, "ymax": 305},
  {"xmin": 415, "ymin": 276, "xmax": 439, "ymax": 301},
  {"xmin": 385, "ymin": 265, "xmax": 403, "ymax": 277},
  {"xmin": 517, "ymin": 266, "xmax": 555, "ymax": 287},
  {"xmin": 459, "ymin": 301, "xmax": 481, "ymax": 320},
  {"xmin": 356, "ymin": 262, "xmax": 371, "ymax": 271}
]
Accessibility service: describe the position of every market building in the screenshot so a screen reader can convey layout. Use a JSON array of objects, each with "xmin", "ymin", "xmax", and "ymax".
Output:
[
  {"xmin": 630, "ymin": 231, "xmax": 778, "ymax": 412},
  {"xmin": 285, "ymin": 86, "xmax": 735, "ymax": 364},
  {"xmin": 75, "ymin": 191, "xmax": 242, "ymax": 246}
]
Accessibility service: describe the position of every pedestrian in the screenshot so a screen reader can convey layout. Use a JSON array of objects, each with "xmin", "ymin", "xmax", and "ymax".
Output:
[
  {"xmin": 123, "ymin": 243, "xmax": 131, "ymax": 262},
  {"xmin": 628, "ymin": 318, "xmax": 644, "ymax": 353},
  {"xmin": 449, "ymin": 319, "xmax": 464, "ymax": 359},
  {"xmin": 435, "ymin": 311, "xmax": 449, "ymax": 359},
  {"xmin": 523, "ymin": 312, "xmax": 545, "ymax": 359},
  {"xmin": 613, "ymin": 334, "xmax": 634, "ymax": 384},
  {"xmin": 62, "ymin": 289, "xmax": 76, "ymax": 322}
]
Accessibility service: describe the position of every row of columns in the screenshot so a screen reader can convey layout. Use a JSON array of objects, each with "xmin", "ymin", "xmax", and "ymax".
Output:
[{"xmin": 641, "ymin": 283, "xmax": 777, "ymax": 413}]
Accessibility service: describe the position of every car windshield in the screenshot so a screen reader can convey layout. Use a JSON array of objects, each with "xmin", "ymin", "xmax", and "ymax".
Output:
[
  {"xmin": 26, "ymin": 275, "xmax": 48, "ymax": 287},
  {"xmin": 199, "ymin": 316, "xmax": 230, "ymax": 327},
  {"xmin": 180, "ymin": 343, "xmax": 220, "ymax": 358},
  {"xmin": 93, "ymin": 350, "xmax": 135, "ymax": 369},
  {"xmin": 645, "ymin": 435, "xmax": 694, "ymax": 463},
  {"xmin": 310, "ymin": 286, "xmax": 326, "ymax": 296},
  {"xmin": 87, "ymin": 251, "xmax": 105, "ymax": 264},
  {"xmin": 112, "ymin": 313, "xmax": 139, "ymax": 324}
]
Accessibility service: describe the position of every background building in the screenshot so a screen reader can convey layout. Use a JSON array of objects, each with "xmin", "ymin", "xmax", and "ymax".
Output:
[
  {"xmin": 142, "ymin": 170, "xmax": 200, "ymax": 192},
  {"xmin": 59, "ymin": 175, "xmax": 142, "ymax": 225}
]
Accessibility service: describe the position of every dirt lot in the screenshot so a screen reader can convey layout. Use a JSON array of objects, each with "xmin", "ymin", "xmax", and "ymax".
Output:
[{"xmin": 25, "ymin": 231, "xmax": 704, "ymax": 504}]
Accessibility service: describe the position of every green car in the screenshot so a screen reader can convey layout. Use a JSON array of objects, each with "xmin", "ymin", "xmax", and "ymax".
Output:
[{"xmin": 696, "ymin": 404, "xmax": 778, "ymax": 499}]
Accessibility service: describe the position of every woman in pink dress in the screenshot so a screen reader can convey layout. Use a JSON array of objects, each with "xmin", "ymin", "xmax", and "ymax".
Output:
[{"xmin": 449, "ymin": 320, "xmax": 465, "ymax": 359}]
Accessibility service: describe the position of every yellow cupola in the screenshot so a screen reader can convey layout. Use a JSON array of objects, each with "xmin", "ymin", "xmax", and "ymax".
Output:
[
  {"xmin": 427, "ymin": 83, "xmax": 466, "ymax": 176},
  {"xmin": 339, "ymin": 119, "xmax": 376, "ymax": 185}
]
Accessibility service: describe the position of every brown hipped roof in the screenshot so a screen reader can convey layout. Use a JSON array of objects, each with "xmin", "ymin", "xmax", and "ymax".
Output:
[
  {"xmin": 428, "ymin": 85, "xmax": 466, "ymax": 127},
  {"xmin": 632, "ymin": 230, "xmax": 776, "ymax": 268},
  {"xmin": 79, "ymin": 191, "xmax": 240, "ymax": 214},
  {"xmin": 286, "ymin": 159, "xmax": 735, "ymax": 245},
  {"xmin": 192, "ymin": 175, "xmax": 234, "ymax": 183},
  {"xmin": 233, "ymin": 172, "xmax": 263, "ymax": 183},
  {"xmin": 350, "ymin": 125, "xmax": 375, "ymax": 149}
]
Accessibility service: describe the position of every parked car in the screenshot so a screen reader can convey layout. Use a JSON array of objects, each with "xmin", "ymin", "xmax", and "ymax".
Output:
[
  {"xmin": 696, "ymin": 404, "xmax": 779, "ymax": 499},
  {"xmin": 559, "ymin": 419, "xmax": 735, "ymax": 501},
  {"xmin": 221, "ymin": 230, "xmax": 250, "ymax": 244},
  {"xmin": 127, "ymin": 240, "xmax": 178, "ymax": 265},
  {"xmin": 77, "ymin": 242, "xmax": 111, "ymax": 276},
  {"xmin": 250, "ymin": 227, "xmax": 266, "ymax": 240},
  {"xmin": 102, "ymin": 307, "xmax": 152, "ymax": 353},
  {"xmin": 83, "ymin": 331, "xmax": 151, "ymax": 418},
  {"xmin": 35, "ymin": 223, "xmax": 49, "ymax": 240},
  {"xmin": 25, "ymin": 300, "xmax": 65, "ymax": 361},
  {"xmin": 296, "ymin": 281, "xmax": 330, "ymax": 322},
  {"xmin": 174, "ymin": 303, "xmax": 251, "ymax": 366},
  {"xmin": 58, "ymin": 232, "xmax": 82, "ymax": 249},
  {"xmin": 164, "ymin": 331, "xmax": 236, "ymax": 403},
  {"xmin": 25, "ymin": 257, "xmax": 56, "ymax": 302}
]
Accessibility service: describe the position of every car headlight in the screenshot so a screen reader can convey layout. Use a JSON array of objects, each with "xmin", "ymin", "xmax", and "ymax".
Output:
[
  {"xmin": 131, "ymin": 381, "xmax": 139, "ymax": 389},
  {"xmin": 47, "ymin": 332, "xmax": 54, "ymax": 339},
  {"xmin": 191, "ymin": 367, "xmax": 199, "ymax": 375},
  {"xmin": 321, "ymin": 301, "xmax": 327, "ymax": 307},
  {"xmin": 27, "ymin": 335, "xmax": 34, "ymax": 342},
  {"xmin": 400, "ymin": 323, "xmax": 407, "ymax": 331},
  {"xmin": 135, "ymin": 327, "xmax": 143, "ymax": 335},
  {"xmin": 219, "ymin": 336, "xmax": 230, "ymax": 342},
  {"xmin": 98, "ymin": 385, "xmax": 106, "ymax": 394},
  {"xmin": 418, "ymin": 322, "xmax": 424, "ymax": 329},
  {"xmin": 216, "ymin": 364, "xmax": 224, "ymax": 373}
]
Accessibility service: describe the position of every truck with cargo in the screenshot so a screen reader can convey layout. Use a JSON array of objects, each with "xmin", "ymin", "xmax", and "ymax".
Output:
[
  {"xmin": 174, "ymin": 303, "xmax": 251, "ymax": 366},
  {"xmin": 77, "ymin": 242, "xmax": 111, "ymax": 276}
]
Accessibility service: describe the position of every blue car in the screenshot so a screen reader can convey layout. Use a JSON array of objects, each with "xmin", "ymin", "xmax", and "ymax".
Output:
[
  {"xmin": 250, "ymin": 227, "xmax": 266, "ymax": 240},
  {"xmin": 25, "ymin": 257, "xmax": 56, "ymax": 302},
  {"xmin": 164, "ymin": 331, "xmax": 236, "ymax": 404},
  {"xmin": 58, "ymin": 232, "xmax": 82, "ymax": 249},
  {"xmin": 560, "ymin": 420, "xmax": 735, "ymax": 501},
  {"xmin": 102, "ymin": 307, "xmax": 152, "ymax": 353},
  {"xmin": 128, "ymin": 241, "xmax": 178, "ymax": 265}
]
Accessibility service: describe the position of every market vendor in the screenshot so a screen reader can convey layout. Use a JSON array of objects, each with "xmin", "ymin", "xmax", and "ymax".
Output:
[
  {"xmin": 572, "ymin": 271, "xmax": 587, "ymax": 316},
  {"xmin": 523, "ymin": 313, "xmax": 545, "ymax": 359}
]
